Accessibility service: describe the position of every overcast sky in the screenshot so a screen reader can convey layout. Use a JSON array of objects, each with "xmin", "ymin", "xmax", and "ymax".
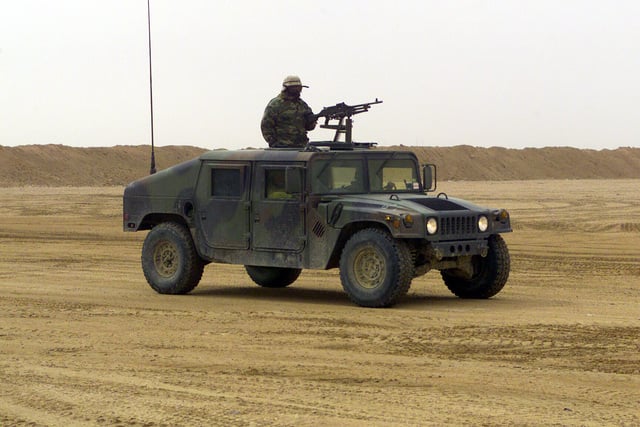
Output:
[{"xmin": 1, "ymin": 0, "xmax": 639, "ymax": 150}]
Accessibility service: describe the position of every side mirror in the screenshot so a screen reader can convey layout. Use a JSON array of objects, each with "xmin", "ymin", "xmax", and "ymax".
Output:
[
  {"xmin": 285, "ymin": 166, "xmax": 303, "ymax": 194},
  {"xmin": 422, "ymin": 164, "xmax": 437, "ymax": 192}
]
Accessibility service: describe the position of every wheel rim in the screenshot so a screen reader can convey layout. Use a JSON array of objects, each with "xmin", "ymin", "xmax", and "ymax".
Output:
[
  {"xmin": 153, "ymin": 240, "xmax": 179, "ymax": 278},
  {"xmin": 353, "ymin": 245, "xmax": 386, "ymax": 289}
]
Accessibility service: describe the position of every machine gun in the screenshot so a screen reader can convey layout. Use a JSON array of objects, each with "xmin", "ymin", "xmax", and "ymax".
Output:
[{"xmin": 314, "ymin": 98, "xmax": 382, "ymax": 144}]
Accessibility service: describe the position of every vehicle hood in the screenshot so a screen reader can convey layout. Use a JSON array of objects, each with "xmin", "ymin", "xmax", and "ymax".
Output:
[{"xmin": 332, "ymin": 193, "xmax": 490, "ymax": 214}]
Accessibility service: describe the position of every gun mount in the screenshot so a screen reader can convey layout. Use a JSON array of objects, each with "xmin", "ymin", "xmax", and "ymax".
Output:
[{"xmin": 314, "ymin": 98, "xmax": 382, "ymax": 144}]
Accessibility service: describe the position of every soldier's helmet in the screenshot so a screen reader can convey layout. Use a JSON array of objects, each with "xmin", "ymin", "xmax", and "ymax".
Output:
[{"xmin": 282, "ymin": 75, "xmax": 309, "ymax": 88}]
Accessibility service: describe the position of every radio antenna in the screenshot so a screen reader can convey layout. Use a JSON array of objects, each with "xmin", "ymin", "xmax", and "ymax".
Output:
[{"xmin": 147, "ymin": 0, "xmax": 157, "ymax": 174}]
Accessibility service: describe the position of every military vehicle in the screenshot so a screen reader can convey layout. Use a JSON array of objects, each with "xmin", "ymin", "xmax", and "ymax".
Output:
[{"xmin": 123, "ymin": 101, "xmax": 511, "ymax": 307}]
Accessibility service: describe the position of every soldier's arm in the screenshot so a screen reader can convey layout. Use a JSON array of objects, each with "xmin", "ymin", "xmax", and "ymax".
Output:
[
  {"xmin": 261, "ymin": 105, "xmax": 277, "ymax": 144},
  {"xmin": 303, "ymin": 103, "xmax": 317, "ymax": 131}
]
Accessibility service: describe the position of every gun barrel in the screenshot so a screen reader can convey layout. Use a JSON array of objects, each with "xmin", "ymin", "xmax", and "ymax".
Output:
[
  {"xmin": 315, "ymin": 99, "xmax": 382, "ymax": 119},
  {"xmin": 313, "ymin": 98, "xmax": 382, "ymax": 144}
]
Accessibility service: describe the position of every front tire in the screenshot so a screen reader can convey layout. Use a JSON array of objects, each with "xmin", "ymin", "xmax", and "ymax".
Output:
[
  {"xmin": 245, "ymin": 266, "xmax": 301, "ymax": 288},
  {"xmin": 441, "ymin": 234, "xmax": 510, "ymax": 298},
  {"xmin": 141, "ymin": 222, "xmax": 204, "ymax": 294},
  {"xmin": 339, "ymin": 228, "xmax": 413, "ymax": 308}
]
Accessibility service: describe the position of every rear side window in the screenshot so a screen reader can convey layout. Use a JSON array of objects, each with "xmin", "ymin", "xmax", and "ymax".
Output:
[{"xmin": 211, "ymin": 168, "xmax": 242, "ymax": 198}]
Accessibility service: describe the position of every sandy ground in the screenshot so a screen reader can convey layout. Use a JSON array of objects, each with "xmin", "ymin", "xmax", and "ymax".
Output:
[{"xmin": 0, "ymin": 180, "xmax": 638, "ymax": 426}]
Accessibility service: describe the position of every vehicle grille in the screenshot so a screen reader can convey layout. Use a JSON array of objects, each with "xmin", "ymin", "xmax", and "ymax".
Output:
[{"xmin": 440, "ymin": 215, "xmax": 477, "ymax": 237}]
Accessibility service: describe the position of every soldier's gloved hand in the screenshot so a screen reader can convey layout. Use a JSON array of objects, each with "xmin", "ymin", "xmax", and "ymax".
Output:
[{"xmin": 306, "ymin": 119, "xmax": 317, "ymax": 131}]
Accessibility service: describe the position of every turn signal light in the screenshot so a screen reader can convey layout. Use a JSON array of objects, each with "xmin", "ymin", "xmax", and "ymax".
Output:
[{"xmin": 403, "ymin": 214, "xmax": 414, "ymax": 228}]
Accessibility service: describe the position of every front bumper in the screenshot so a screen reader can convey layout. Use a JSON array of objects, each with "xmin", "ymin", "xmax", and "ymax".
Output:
[{"xmin": 429, "ymin": 239, "xmax": 489, "ymax": 259}]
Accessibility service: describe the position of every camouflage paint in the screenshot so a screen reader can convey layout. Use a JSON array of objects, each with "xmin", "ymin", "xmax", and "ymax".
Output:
[{"xmin": 123, "ymin": 147, "xmax": 512, "ymax": 272}]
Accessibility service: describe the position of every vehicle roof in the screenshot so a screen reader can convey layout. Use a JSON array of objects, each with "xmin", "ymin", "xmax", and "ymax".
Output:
[
  {"xmin": 198, "ymin": 145, "xmax": 417, "ymax": 162},
  {"xmin": 199, "ymin": 149, "xmax": 315, "ymax": 162}
]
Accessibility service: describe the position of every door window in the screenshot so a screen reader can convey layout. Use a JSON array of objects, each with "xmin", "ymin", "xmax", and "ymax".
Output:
[
  {"xmin": 211, "ymin": 168, "xmax": 243, "ymax": 198},
  {"xmin": 265, "ymin": 168, "xmax": 295, "ymax": 200}
]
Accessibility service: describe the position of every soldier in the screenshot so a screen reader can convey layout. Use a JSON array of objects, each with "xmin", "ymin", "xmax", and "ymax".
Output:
[
  {"xmin": 265, "ymin": 169, "xmax": 294, "ymax": 199},
  {"xmin": 261, "ymin": 75, "xmax": 317, "ymax": 148}
]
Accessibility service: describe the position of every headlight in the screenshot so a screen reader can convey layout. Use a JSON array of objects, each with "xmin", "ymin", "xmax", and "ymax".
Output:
[
  {"xmin": 478, "ymin": 215, "xmax": 489, "ymax": 232},
  {"xmin": 426, "ymin": 217, "xmax": 438, "ymax": 235}
]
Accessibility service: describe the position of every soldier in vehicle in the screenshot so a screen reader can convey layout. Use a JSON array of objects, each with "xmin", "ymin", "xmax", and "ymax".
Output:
[
  {"xmin": 384, "ymin": 181, "xmax": 397, "ymax": 191},
  {"xmin": 261, "ymin": 75, "xmax": 317, "ymax": 148},
  {"xmin": 265, "ymin": 169, "xmax": 294, "ymax": 199}
]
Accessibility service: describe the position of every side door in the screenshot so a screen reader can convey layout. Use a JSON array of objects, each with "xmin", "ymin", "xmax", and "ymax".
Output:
[
  {"xmin": 252, "ymin": 163, "xmax": 305, "ymax": 252},
  {"xmin": 196, "ymin": 162, "xmax": 250, "ymax": 249}
]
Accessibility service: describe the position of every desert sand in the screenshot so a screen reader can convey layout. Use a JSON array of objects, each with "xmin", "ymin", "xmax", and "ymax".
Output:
[{"xmin": 0, "ymin": 178, "xmax": 638, "ymax": 426}]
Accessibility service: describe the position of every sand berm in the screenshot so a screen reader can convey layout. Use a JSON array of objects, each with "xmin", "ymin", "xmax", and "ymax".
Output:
[{"xmin": 1, "ymin": 144, "xmax": 639, "ymax": 186}]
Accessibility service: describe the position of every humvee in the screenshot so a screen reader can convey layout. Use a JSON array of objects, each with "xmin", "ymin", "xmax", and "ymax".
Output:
[{"xmin": 123, "ymin": 143, "xmax": 512, "ymax": 307}]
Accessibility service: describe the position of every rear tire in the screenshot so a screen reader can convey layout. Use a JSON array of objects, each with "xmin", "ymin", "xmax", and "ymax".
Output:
[
  {"xmin": 441, "ymin": 234, "xmax": 510, "ymax": 298},
  {"xmin": 339, "ymin": 228, "xmax": 413, "ymax": 308},
  {"xmin": 245, "ymin": 266, "xmax": 301, "ymax": 288},
  {"xmin": 141, "ymin": 222, "xmax": 204, "ymax": 294}
]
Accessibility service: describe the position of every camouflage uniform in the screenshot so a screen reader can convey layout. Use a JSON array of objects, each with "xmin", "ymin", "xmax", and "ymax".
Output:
[{"xmin": 261, "ymin": 79, "xmax": 316, "ymax": 148}]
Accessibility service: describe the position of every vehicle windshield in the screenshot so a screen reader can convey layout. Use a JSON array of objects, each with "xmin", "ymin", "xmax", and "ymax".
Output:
[
  {"xmin": 368, "ymin": 158, "xmax": 420, "ymax": 192},
  {"xmin": 311, "ymin": 156, "xmax": 420, "ymax": 194}
]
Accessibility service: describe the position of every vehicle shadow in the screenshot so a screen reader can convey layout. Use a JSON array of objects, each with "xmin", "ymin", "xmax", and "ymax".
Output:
[
  {"xmin": 400, "ymin": 293, "xmax": 511, "ymax": 308},
  {"xmin": 190, "ymin": 284, "xmax": 491, "ymax": 309},
  {"xmin": 191, "ymin": 285, "xmax": 354, "ymax": 306}
]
